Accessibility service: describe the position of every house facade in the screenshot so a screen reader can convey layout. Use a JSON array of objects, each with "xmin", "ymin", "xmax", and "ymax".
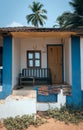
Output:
[{"xmin": 0, "ymin": 27, "xmax": 83, "ymax": 107}]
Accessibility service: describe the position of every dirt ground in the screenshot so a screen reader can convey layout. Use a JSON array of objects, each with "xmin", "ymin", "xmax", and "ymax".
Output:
[{"xmin": 0, "ymin": 118, "xmax": 83, "ymax": 130}]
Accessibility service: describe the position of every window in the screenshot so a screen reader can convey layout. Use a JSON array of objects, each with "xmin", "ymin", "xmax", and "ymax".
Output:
[{"xmin": 27, "ymin": 51, "xmax": 41, "ymax": 68}]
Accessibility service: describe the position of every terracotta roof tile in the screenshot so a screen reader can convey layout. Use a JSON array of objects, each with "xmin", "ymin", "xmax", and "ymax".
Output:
[{"xmin": 0, "ymin": 27, "xmax": 83, "ymax": 33}]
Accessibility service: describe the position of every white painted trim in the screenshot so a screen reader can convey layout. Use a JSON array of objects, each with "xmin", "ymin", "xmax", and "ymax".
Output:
[
  {"xmin": 12, "ymin": 38, "xmax": 21, "ymax": 87},
  {"xmin": 63, "ymin": 41, "xmax": 65, "ymax": 82},
  {"xmin": 69, "ymin": 38, "xmax": 72, "ymax": 85},
  {"xmin": 64, "ymin": 38, "xmax": 72, "ymax": 85},
  {"xmin": 0, "ymin": 66, "xmax": 3, "ymax": 69},
  {"xmin": 0, "ymin": 85, "xmax": 2, "ymax": 92},
  {"xmin": 37, "ymin": 89, "xmax": 66, "ymax": 111}
]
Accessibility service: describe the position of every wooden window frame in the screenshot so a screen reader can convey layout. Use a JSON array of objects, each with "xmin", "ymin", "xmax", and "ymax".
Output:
[{"xmin": 27, "ymin": 50, "xmax": 41, "ymax": 68}]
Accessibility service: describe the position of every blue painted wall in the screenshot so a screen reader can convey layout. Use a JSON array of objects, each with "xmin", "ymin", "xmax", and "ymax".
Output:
[
  {"xmin": 81, "ymin": 91, "xmax": 83, "ymax": 106},
  {"xmin": 34, "ymin": 86, "xmax": 57, "ymax": 102},
  {"xmin": 0, "ymin": 35, "xmax": 12, "ymax": 99},
  {"xmin": 66, "ymin": 36, "xmax": 83, "ymax": 107}
]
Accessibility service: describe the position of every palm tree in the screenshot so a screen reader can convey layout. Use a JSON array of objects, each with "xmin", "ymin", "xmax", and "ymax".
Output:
[
  {"xmin": 69, "ymin": 0, "xmax": 83, "ymax": 16},
  {"xmin": 53, "ymin": 12, "xmax": 73, "ymax": 28},
  {"xmin": 53, "ymin": 0, "xmax": 83, "ymax": 28},
  {"xmin": 26, "ymin": 1, "xmax": 47, "ymax": 27}
]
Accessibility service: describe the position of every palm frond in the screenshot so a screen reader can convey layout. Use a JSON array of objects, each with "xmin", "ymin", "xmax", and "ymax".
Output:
[
  {"xmin": 26, "ymin": 1, "xmax": 47, "ymax": 27},
  {"xmin": 54, "ymin": 0, "xmax": 83, "ymax": 28},
  {"xmin": 26, "ymin": 14, "xmax": 35, "ymax": 23},
  {"xmin": 40, "ymin": 14, "xmax": 47, "ymax": 20}
]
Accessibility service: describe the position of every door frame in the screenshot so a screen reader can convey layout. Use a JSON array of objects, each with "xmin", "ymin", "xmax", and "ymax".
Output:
[{"xmin": 47, "ymin": 44, "xmax": 64, "ymax": 83}]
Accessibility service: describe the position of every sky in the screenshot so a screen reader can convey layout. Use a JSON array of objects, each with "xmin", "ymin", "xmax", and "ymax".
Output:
[{"xmin": 0, "ymin": 0, "xmax": 72, "ymax": 27}]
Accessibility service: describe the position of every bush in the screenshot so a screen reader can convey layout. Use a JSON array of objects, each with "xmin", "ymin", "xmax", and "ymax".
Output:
[
  {"xmin": 46, "ymin": 105, "xmax": 83, "ymax": 124},
  {"xmin": 3, "ymin": 105, "xmax": 83, "ymax": 130},
  {"xmin": 3, "ymin": 114, "xmax": 46, "ymax": 130}
]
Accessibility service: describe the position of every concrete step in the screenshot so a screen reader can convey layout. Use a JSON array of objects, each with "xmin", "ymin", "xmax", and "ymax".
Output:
[{"xmin": 13, "ymin": 90, "xmax": 36, "ymax": 98}]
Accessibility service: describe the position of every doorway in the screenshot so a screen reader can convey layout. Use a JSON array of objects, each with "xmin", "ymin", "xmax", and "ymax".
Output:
[{"xmin": 47, "ymin": 45, "xmax": 63, "ymax": 84}]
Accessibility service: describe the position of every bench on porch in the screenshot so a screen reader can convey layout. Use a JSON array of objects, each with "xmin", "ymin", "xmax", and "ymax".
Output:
[{"xmin": 19, "ymin": 68, "xmax": 52, "ymax": 86}]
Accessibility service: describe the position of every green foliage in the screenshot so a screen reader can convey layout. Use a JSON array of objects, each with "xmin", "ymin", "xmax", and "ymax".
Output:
[
  {"xmin": 69, "ymin": 0, "xmax": 83, "ymax": 15},
  {"xmin": 26, "ymin": 1, "xmax": 47, "ymax": 27},
  {"xmin": 53, "ymin": 0, "xmax": 83, "ymax": 28},
  {"xmin": 3, "ymin": 114, "xmax": 46, "ymax": 130},
  {"xmin": 3, "ymin": 105, "xmax": 83, "ymax": 130},
  {"xmin": 46, "ymin": 105, "xmax": 83, "ymax": 124}
]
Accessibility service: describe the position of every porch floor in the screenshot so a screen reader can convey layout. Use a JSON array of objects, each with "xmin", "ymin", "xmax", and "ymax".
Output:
[{"xmin": 13, "ymin": 84, "xmax": 72, "ymax": 96}]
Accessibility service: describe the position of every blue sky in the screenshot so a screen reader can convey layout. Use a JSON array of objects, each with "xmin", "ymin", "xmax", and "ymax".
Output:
[{"xmin": 0, "ymin": 0, "xmax": 72, "ymax": 27}]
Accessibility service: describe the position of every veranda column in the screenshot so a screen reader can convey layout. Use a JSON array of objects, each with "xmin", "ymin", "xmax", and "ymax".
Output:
[
  {"xmin": 67, "ymin": 36, "xmax": 82, "ymax": 107},
  {"xmin": 0, "ymin": 35, "xmax": 12, "ymax": 99}
]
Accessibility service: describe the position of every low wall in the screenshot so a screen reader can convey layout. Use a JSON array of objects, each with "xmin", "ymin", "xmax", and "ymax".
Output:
[
  {"xmin": 0, "ymin": 91, "xmax": 36, "ymax": 119},
  {"xmin": 37, "ymin": 89, "xmax": 66, "ymax": 111},
  {"xmin": 0, "ymin": 89, "xmax": 67, "ymax": 119}
]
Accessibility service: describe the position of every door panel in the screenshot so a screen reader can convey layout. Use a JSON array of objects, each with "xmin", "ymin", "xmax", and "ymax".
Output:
[{"xmin": 48, "ymin": 45, "xmax": 63, "ymax": 84}]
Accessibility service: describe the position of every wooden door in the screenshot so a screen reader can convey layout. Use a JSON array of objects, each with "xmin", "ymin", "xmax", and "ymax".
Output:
[{"xmin": 48, "ymin": 45, "xmax": 63, "ymax": 84}]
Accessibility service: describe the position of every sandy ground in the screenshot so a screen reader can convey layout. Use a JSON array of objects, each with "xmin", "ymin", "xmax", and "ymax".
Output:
[
  {"xmin": 28, "ymin": 119, "xmax": 83, "ymax": 130},
  {"xmin": 0, "ymin": 118, "xmax": 83, "ymax": 130}
]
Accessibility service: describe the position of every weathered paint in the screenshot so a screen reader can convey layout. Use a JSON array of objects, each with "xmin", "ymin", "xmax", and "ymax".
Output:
[
  {"xmin": 66, "ymin": 36, "xmax": 83, "ymax": 107},
  {"xmin": 20, "ymin": 38, "xmax": 61, "ymax": 69},
  {"xmin": 82, "ymin": 91, "xmax": 83, "ymax": 106},
  {"xmin": 0, "ymin": 94, "xmax": 36, "ymax": 119},
  {"xmin": 80, "ymin": 38, "xmax": 83, "ymax": 90},
  {"xmin": 37, "ymin": 89, "xmax": 66, "ymax": 111},
  {"xmin": 13, "ymin": 38, "xmax": 62, "ymax": 86},
  {"xmin": 64, "ymin": 38, "xmax": 72, "ymax": 85},
  {"xmin": 0, "ymin": 85, "xmax": 2, "ymax": 92},
  {"xmin": 34, "ymin": 86, "xmax": 57, "ymax": 102},
  {"xmin": 13, "ymin": 37, "xmax": 71, "ymax": 86},
  {"xmin": 0, "ymin": 35, "xmax": 12, "ymax": 99},
  {"xmin": 12, "ymin": 38, "xmax": 21, "ymax": 87}
]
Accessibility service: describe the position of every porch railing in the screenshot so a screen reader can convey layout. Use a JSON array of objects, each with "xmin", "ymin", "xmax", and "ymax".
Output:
[{"xmin": 0, "ymin": 67, "xmax": 2, "ymax": 85}]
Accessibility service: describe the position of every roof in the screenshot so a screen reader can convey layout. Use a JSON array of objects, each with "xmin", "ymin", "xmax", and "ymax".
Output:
[
  {"xmin": 0, "ymin": 27, "xmax": 83, "ymax": 33},
  {"xmin": 0, "ymin": 27, "xmax": 83, "ymax": 38}
]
